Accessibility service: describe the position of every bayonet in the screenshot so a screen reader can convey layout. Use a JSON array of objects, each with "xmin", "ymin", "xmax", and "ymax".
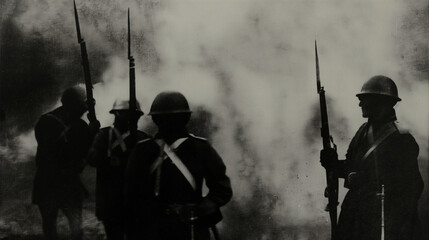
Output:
[
  {"xmin": 73, "ymin": 0, "xmax": 97, "ymax": 124},
  {"xmin": 315, "ymin": 41, "xmax": 321, "ymax": 93}
]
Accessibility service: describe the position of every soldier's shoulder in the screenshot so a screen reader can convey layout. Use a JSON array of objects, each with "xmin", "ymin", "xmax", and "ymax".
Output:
[
  {"xmin": 358, "ymin": 122, "xmax": 368, "ymax": 130},
  {"xmin": 97, "ymin": 127, "xmax": 111, "ymax": 135},
  {"xmin": 75, "ymin": 118, "xmax": 89, "ymax": 128},
  {"xmin": 100, "ymin": 126, "xmax": 111, "ymax": 131},
  {"xmin": 393, "ymin": 121, "xmax": 411, "ymax": 135},
  {"xmin": 186, "ymin": 134, "xmax": 215, "ymax": 151},
  {"xmin": 40, "ymin": 108, "xmax": 61, "ymax": 120},
  {"xmin": 391, "ymin": 122, "xmax": 419, "ymax": 149},
  {"xmin": 352, "ymin": 122, "xmax": 368, "ymax": 138},
  {"xmin": 137, "ymin": 130, "xmax": 152, "ymax": 139},
  {"xmin": 188, "ymin": 134, "xmax": 208, "ymax": 142},
  {"xmin": 39, "ymin": 108, "xmax": 67, "ymax": 127}
]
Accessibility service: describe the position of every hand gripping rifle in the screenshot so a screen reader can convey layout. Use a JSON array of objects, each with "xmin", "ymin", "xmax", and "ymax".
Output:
[
  {"xmin": 128, "ymin": 9, "xmax": 138, "ymax": 144},
  {"xmin": 315, "ymin": 41, "xmax": 339, "ymax": 240},
  {"xmin": 73, "ymin": 0, "xmax": 98, "ymax": 125}
]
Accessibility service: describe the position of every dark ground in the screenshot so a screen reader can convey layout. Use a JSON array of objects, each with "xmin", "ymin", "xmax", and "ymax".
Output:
[
  {"xmin": 0, "ymin": 159, "xmax": 332, "ymax": 240},
  {"xmin": 0, "ymin": 156, "xmax": 425, "ymax": 239}
]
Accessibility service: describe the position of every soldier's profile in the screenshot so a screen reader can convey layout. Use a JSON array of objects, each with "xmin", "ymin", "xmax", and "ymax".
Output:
[{"xmin": 320, "ymin": 76, "xmax": 424, "ymax": 240}]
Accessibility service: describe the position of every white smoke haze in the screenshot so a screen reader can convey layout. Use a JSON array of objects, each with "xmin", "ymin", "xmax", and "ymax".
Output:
[{"xmin": 1, "ymin": 0, "xmax": 428, "ymax": 238}]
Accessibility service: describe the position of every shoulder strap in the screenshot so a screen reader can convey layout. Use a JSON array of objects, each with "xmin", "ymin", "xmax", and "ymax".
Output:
[
  {"xmin": 155, "ymin": 138, "xmax": 196, "ymax": 191},
  {"xmin": 360, "ymin": 122, "xmax": 397, "ymax": 163},
  {"xmin": 137, "ymin": 138, "xmax": 152, "ymax": 144},
  {"xmin": 46, "ymin": 113, "xmax": 70, "ymax": 142},
  {"xmin": 189, "ymin": 133, "xmax": 207, "ymax": 141}
]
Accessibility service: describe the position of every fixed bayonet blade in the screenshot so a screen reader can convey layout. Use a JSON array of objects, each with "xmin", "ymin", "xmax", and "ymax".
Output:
[
  {"xmin": 315, "ymin": 40, "xmax": 321, "ymax": 93},
  {"xmin": 128, "ymin": 8, "xmax": 131, "ymax": 59},
  {"xmin": 73, "ymin": 0, "xmax": 82, "ymax": 43}
]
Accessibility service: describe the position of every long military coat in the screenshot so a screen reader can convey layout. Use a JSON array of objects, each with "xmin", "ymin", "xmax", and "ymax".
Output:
[
  {"xmin": 87, "ymin": 126, "xmax": 149, "ymax": 221},
  {"xmin": 32, "ymin": 107, "xmax": 91, "ymax": 205},
  {"xmin": 125, "ymin": 133, "xmax": 233, "ymax": 240},
  {"xmin": 337, "ymin": 118, "xmax": 424, "ymax": 240}
]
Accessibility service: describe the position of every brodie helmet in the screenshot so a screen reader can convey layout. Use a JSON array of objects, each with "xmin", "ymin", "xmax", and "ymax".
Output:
[
  {"xmin": 356, "ymin": 75, "xmax": 401, "ymax": 102},
  {"xmin": 149, "ymin": 91, "xmax": 192, "ymax": 115},
  {"xmin": 61, "ymin": 85, "xmax": 87, "ymax": 108},
  {"xmin": 109, "ymin": 99, "xmax": 144, "ymax": 115}
]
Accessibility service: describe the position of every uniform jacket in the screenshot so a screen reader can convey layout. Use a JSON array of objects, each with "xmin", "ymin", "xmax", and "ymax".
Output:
[
  {"xmin": 87, "ymin": 126, "xmax": 149, "ymax": 220},
  {"xmin": 125, "ymin": 133, "xmax": 232, "ymax": 239},
  {"xmin": 337, "ymin": 114, "xmax": 424, "ymax": 240},
  {"xmin": 32, "ymin": 107, "xmax": 91, "ymax": 205}
]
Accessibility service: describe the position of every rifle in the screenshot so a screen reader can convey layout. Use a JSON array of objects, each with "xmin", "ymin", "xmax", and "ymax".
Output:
[
  {"xmin": 73, "ymin": 0, "xmax": 98, "ymax": 125},
  {"xmin": 128, "ymin": 9, "xmax": 137, "ymax": 143},
  {"xmin": 315, "ymin": 41, "xmax": 339, "ymax": 240}
]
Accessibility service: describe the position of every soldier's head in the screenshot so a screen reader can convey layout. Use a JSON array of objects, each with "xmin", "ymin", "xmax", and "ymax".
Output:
[
  {"xmin": 110, "ymin": 99, "xmax": 144, "ymax": 129},
  {"xmin": 149, "ymin": 91, "xmax": 192, "ymax": 132},
  {"xmin": 61, "ymin": 86, "xmax": 87, "ymax": 119},
  {"xmin": 356, "ymin": 75, "xmax": 400, "ymax": 119}
]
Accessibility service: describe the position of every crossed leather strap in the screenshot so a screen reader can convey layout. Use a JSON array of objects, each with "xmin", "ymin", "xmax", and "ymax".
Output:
[
  {"xmin": 107, "ymin": 127, "xmax": 130, "ymax": 158},
  {"xmin": 151, "ymin": 137, "xmax": 197, "ymax": 196}
]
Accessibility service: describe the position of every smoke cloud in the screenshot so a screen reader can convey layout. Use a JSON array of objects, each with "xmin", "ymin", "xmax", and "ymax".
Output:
[{"xmin": 0, "ymin": 0, "xmax": 428, "ymax": 239}]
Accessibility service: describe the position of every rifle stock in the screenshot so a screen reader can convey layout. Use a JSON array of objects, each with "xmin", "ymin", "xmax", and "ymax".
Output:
[
  {"xmin": 73, "ymin": 0, "xmax": 97, "ymax": 124},
  {"xmin": 315, "ymin": 41, "xmax": 339, "ymax": 240}
]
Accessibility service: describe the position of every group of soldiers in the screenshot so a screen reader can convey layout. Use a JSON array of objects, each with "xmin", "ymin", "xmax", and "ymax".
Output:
[
  {"xmin": 31, "ymin": 75, "xmax": 424, "ymax": 240},
  {"xmin": 32, "ymin": 89, "xmax": 232, "ymax": 240}
]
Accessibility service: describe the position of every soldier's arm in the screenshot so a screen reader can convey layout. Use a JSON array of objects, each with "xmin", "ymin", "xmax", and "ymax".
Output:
[
  {"xmin": 63, "ymin": 120, "xmax": 92, "ymax": 173},
  {"xmin": 200, "ymin": 142, "xmax": 233, "ymax": 208},
  {"xmin": 389, "ymin": 133, "xmax": 423, "ymax": 197},
  {"xmin": 385, "ymin": 133, "xmax": 423, "ymax": 238}
]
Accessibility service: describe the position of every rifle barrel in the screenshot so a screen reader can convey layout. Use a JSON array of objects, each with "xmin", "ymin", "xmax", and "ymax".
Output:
[{"xmin": 128, "ymin": 9, "xmax": 137, "ymax": 142}]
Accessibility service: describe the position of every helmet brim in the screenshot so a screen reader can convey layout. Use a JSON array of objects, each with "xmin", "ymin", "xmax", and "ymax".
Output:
[
  {"xmin": 356, "ymin": 92, "xmax": 401, "ymax": 102},
  {"xmin": 148, "ymin": 110, "xmax": 192, "ymax": 115},
  {"xmin": 110, "ymin": 109, "xmax": 144, "ymax": 115}
]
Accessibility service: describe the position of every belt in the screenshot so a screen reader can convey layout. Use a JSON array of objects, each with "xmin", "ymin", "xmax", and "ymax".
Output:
[{"xmin": 158, "ymin": 203, "xmax": 198, "ymax": 222}]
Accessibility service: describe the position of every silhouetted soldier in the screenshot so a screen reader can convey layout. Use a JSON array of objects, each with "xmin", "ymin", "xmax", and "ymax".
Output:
[
  {"xmin": 32, "ymin": 86, "xmax": 98, "ymax": 240},
  {"xmin": 87, "ymin": 99, "xmax": 150, "ymax": 240},
  {"xmin": 321, "ymin": 76, "xmax": 424, "ymax": 240},
  {"xmin": 125, "ymin": 91, "xmax": 232, "ymax": 240}
]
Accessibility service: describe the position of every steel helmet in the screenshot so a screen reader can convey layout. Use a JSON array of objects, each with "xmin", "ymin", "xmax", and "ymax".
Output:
[
  {"xmin": 61, "ymin": 85, "xmax": 86, "ymax": 107},
  {"xmin": 149, "ymin": 91, "xmax": 192, "ymax": 115},
  {"xmin": 356, "ymin": 75, "xmax": 401, "ymax": 102},
  {"xmin": 109, "ymin": 99, "xmax": 144, "ymax": 115}
]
